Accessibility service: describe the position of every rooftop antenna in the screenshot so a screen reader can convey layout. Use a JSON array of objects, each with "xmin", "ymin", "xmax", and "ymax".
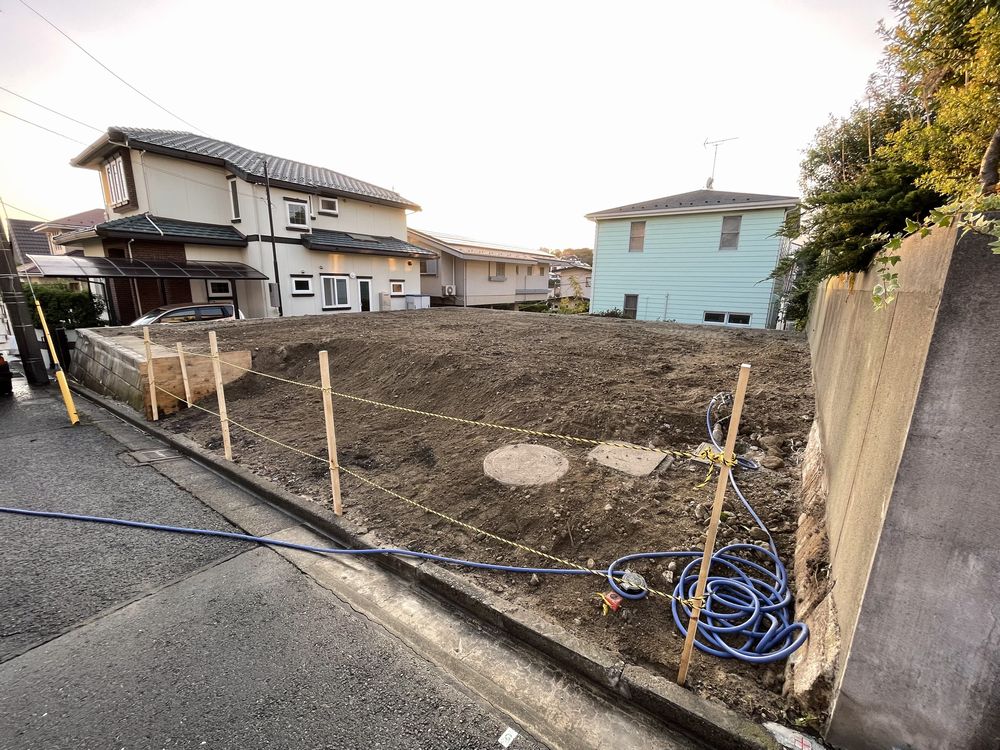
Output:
[{"xmin": 703, "ymin": 136, "xmax": 738, "ymax": 189}]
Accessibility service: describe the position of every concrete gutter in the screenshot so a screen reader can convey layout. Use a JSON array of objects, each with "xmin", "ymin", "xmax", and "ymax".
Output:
[{"xmin": 70, "ymin": 382, "xmax": 779, "ymax": 750}]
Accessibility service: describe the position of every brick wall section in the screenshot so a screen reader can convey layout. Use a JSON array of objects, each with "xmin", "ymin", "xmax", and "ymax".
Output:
[{"xmin": 102, "ymin": 240, "xmax": 193, "ymax": 323}]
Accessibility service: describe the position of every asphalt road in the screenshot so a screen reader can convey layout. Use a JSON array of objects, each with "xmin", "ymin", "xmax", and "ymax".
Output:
[{"xmin": 0, "ymin": 377, "xmax": 543, "ymax": 750}]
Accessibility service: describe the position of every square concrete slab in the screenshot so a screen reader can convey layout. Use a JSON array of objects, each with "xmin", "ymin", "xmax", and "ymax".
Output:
[{"xmin": 586, "ymin": 443, "xmax": 670, "ymax": 477}]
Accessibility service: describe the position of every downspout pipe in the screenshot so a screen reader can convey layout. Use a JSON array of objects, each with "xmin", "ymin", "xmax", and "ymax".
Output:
[{"xmin": 262, "ymin": 159, "xmax": 283, "ymax": 317}]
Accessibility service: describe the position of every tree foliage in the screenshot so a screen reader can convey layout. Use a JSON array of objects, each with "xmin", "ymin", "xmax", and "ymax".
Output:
[
  {"xmin": 775, "ymin": 0, "xmax": 1000, "ymax": 325},
  {"xmin": 25, "ymin": 283, "xmax": 106, "ymax": 330}
]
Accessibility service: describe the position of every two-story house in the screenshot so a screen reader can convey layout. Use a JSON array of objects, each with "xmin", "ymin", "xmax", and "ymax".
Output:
[
  {"xmin": 585, "ymin": 189, "xmax": 798, "ymax": 327},
  {"xmin": 33, "ymin": 127, "xmax": 434, "ymax": 324},
  {"xmin": 408, "ymin": 229, "xmax": 552, "ymax": 308}
]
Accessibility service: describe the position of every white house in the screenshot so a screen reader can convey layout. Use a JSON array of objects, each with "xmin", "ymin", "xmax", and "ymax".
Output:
[
  {"xmin": 408, "ymin": 229, "xmax": 552, "ymax": 308},
  {"xmin": 34, "ymin": 127, "xmax": 434, "ymax": 324},
  {"xmin": 551, "ymin": 257, "xmax": 592, "ymax": 300}
]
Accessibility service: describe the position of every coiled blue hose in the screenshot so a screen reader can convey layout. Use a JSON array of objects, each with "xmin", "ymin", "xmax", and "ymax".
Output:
[{"xmin": 1, "ymin": 397, "xmax": 806, "ymax": 664}]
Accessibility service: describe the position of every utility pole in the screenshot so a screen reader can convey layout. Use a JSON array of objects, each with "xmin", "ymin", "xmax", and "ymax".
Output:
[
  {"xmin": 0, "ymin": 222, "xmax": 48, "ymax": 385},
  {"xmin": 263, "ymin": 159, "xmax": 283, "ymax": 317},
  {"xmin": 703, "ymin": 136, "xmax": 738, "ymax": 189}
]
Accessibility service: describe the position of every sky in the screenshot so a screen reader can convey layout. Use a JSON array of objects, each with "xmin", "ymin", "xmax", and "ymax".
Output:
[{"xmin": 0, "ymin": 0, "xmax": 894, "ymax": 249}]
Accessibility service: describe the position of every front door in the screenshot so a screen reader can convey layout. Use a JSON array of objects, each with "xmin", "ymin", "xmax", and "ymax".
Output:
[{"xmin": 358, "ymin": 279, "xmax": 372, "ymax": 312}]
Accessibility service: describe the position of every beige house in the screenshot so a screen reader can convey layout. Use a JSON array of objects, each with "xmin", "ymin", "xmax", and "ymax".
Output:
[
  {"xmin": 408, "ymin": 229, "xmax": 552, "ymax": 307},
  {"xmin": 34, "ymin": 127, "xmax": 433, "ymax": 324},
  {"xmin": 551, "ymin": 258, "xmax": 592, "ymax": 300}
]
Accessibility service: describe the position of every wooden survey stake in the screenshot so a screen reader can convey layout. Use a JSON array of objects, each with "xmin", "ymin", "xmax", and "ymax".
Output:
[
  {"xmin": 208, "ymin": 331, "xmax": 233, "ymax": 461},
  {"xmin": 143, "ymin": 326, "xmax": 158, "ymax": 421},
  {"xmin": 319, "ymin": 350, "xmax": 343, "ymax": 515},
  {"xmin": 176, "ymin": 342, "xmax": 192, "ymax": 407},
  {"xmin": 677, "ymin": 363, "xmax": 752, "ymax": 686}
]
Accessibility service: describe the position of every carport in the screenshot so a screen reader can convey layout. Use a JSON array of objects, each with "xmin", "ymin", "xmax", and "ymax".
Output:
[{"xmin": 26, "ymin": 254, "xmax": 268, "ymax": 325}]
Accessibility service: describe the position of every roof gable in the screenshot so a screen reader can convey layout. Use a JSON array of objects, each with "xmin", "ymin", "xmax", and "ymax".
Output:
[
  {"xmin": 7, "ymin": 218, "xmax": 50, "ymax": 260},
  {"xmin": 587, "ymin": 189, "xmax": 798, "ymax": 219},
  {"xmin": 73, "ymin": 128, "xmax": 420, "ymax": 211}
]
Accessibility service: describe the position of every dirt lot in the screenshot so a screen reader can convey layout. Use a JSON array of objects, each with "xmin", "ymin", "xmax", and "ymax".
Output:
[{"xmin": 133, "ymin": 308, "xmax": 815, "ymax": 723}]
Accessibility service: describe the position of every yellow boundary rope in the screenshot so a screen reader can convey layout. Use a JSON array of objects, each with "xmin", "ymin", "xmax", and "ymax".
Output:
[
  {"xmin": 153, "ymin": 338, "xmax": 736, "ymax": 470},
  {"xmin": 152, "ymin": 381, "xmax": 702, "ymax": 607}
]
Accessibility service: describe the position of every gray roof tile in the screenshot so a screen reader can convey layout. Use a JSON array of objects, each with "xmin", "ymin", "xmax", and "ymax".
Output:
[
  {"xmin": 96, "ymin": 215, "xmax": 247, "ymax": 246},
  {"xmin": 8, "ymin": 218, "xmax": 50, "ymax": 262},
  {"xmin": 588, "ymin": 189, "xmax": 798, "ymax": 218},
  {"xmin": 106, "ymin": 128, "xmax": 419, "ymax": 210},
  {"xmin": 304, "ymin": 229, "xmax": 435, "ymax": 258}
]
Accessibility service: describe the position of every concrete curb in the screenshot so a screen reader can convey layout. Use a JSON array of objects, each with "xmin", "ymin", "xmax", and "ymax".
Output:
[{"xmin": 72, "ymin": 382, "xmax": 779, "ymax": 750}]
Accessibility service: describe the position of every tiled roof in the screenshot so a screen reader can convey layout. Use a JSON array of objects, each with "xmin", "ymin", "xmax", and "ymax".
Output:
[
  {"xmin": 551, "ymin": 258, "xmax": 591, "ymax": 271},
  {"xmin": 303, "ymin": 229, "xmax": 435, "ymax": 258},
  {"xmin": 587, "ymin": 189, "xmax": 798, "ymax": 218},
  {"xmin": 95, "ymin": 214, "xmax": 248, "ymax": 246},
  {"xmin": 88, "ymin": 128, "xmax": 419, "ymax": 210},
  {"xmin": 8, "ymin": 218, "xmax": 50, "ymax": 261},
  {"xmin": 409, "ymin": 228, "xmax": 554, "ymax": 263}
]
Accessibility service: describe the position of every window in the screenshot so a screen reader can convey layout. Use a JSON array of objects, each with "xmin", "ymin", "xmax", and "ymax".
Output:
[
  {"xmin": 719, "ymin": 215, "xmax": 742, "ymax": 250},
  {"xmin": 196, "ymin": 306, "xmax": 229, "ymax": 320},
  {"xmin": 585, "ymin": 275, "xmax": 592, "ymax": 287},
  {"xmin": 527, "ymin": 265, "xmax": 533, "ymax": 276},
  {"xmin": 291, "ymin": 275, "xmax": 314, "ymax": 296},
  {"xmin": 539, "ymin": 264, "xmax": 548, "ymax": 276},
  {"xmin": 623, "ymin": 294, "xmax": 639, "ymax": 319},
  {"xmin": 318, "ymin": 197, "xmax": 339, "ymax": 216},
  {"xmin": 419, "ymin": 258, "xmax": 438, "ymax": 275},
  {"xmin": 229, "ymin": 179, "xmax": 240, "ymax": 221},
  {"xmin": 286, "ymin": 199, "xmax": 308, "ymax": 229},
  {"xmin": 390, "ymin": 280, "xmax": 405, "ymax": 296},
  {"xmin": 703, "ymin": 311, "xmax": 752, "ymax": 326},
  {"xmin": 629, "ymin": 221, "xmax": 645, "ymax": 252},
  {"xmin": 207, "ymin": 280, "xmax": 232, "ymax": 298},
  {"xmin": 159, "ymin": 307, "xmax": 198, "ymax": 323},
  {"xmin": 321, "ymin": 275, "xmax": 349, "ymax": 308},
  {"xmin": 489, "ymin": 262, "xmax": 506, "ymax": 281},
  {"xmin": 105, "ymin": 154, "xmax": 130, "ymax": 207}
]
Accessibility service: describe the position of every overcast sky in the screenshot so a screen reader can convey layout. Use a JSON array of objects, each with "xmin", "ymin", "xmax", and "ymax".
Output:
[{"xmin": 0, "ymin": 0, "xmax": 893, "ymax": 248}]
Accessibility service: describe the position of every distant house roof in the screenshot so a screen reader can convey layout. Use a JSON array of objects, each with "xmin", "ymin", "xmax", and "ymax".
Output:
[
  {"xmin": 7, "ymin": 218, "xmax": 51, "ymax": 262},
  {"xmin": 55, "ymin": 214, "xmax": 247, "ymax": 248},
  {"xmin": 409, "ymin": 228, "xmax": 554, "ymax": 264},
  {"xmin": 586, "ymin": 189, "xmax": 798, "ymax": 220},
  {"xmin": 71, "ymin": 128, "xmax": 420, "ymax": 210},
  {"xmin": 302, "ymin": 229, "xmax": 435, "ymax": 259},
  {"xmin": 551, "ymin": 257, "xmax": 591, "ymax": 271},
  {"xmin": 32, "ymin": 208, "xmax": 106, "ymax": 234}
]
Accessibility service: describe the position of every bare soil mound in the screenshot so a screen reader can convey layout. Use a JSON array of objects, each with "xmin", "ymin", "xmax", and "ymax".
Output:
[{"xmin": 143, "ymin": 309, "xmax": 814, "ymax": 722}]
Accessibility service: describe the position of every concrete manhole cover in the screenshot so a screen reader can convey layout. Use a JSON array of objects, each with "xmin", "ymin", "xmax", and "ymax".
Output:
[{"xmin": 483, "ymin": 444, "xmax": 569, "ymax": 486}]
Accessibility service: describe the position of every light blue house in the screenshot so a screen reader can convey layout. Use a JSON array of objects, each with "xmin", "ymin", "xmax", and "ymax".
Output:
[{"xmin": 585, "ymin": 189, "xmax": 798, "ymax": 328}]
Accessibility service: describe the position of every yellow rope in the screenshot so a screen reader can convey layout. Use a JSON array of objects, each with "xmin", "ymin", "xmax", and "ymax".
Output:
[
  {"xmin": 152, "ymin": 382, "xmax": 700, "ymax": 607},
  {"xmin": 157, "ymin": 338, "xmax": 735, "ymax": 469}
]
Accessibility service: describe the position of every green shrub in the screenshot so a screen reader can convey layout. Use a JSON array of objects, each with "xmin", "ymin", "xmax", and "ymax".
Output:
[{"xmin": 24, "ymin": 283, "xmax": 106, "ymax": 330}]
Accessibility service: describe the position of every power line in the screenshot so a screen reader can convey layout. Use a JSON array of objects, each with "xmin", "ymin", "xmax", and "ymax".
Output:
[
  {"xmin": 16, "ymin": 0, "xmax": 206, "ymax": 135},
  {"xmin": 0, "ymin": 83, "xmax": 102, "ymax": 132},
  {"xmin": 0, "ymin": 200, "xmax": 48, "ymax": 222},
  {"xmin": 0, "ymin": 107, "xmax": 86, "ymax": 144}
]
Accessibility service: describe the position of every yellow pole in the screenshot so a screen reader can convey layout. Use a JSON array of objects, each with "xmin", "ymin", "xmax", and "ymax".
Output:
[
  {"xmin": 33, "ymin": 298, "xmax": 79, "ymax": 426},
  {"xmin": 676, "ymin": 363, "xmax": 751, "ymax": 686}
]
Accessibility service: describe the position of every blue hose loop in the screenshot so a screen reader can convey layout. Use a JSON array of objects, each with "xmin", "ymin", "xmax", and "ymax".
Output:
[{"xmin": 0, "ymin": 397, "xmax": 808, "ymax": 665}]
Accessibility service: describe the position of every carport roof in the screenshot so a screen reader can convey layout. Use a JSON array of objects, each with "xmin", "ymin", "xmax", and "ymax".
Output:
[{"xmin": 26, "ymin": 253, "xmax": 268, "ymax": 280}]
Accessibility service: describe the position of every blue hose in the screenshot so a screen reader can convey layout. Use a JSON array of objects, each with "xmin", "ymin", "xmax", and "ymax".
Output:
[{"xmin": 0, "ymin": 396, "xmax": 807, "ymax": 664}]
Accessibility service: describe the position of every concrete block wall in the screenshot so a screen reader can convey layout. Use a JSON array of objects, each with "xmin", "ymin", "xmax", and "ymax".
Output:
[
  {"xmin": 72, "ymin": 328, "xmax": 251, "ymax": 420},
  {"xmin": 802, "ymin": 222, "xmax": 1000, "ymax": 748}
]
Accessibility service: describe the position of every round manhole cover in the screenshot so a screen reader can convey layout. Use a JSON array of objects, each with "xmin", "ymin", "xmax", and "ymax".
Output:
[{"xmin": 483, "ymin": 444, "xmax": 569, "ymax": 486}]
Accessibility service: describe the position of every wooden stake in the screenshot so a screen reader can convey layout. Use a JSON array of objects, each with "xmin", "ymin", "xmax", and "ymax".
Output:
[
  {"xmin": 319, "ymin": 350, "xmax": 343, "ymax": 515},
  {"xmin": 143, "ymin": 326, "xmax": 158, "ymax": 421},
  {"xmin": 208, "ymin": 331, "xmax": 233, "ymax": 461},
  {"xmin": 176, "ymin": 342, "xmax": 192, "ymax": 407},
  {"xmin": 677, "ymin": 363, "xmax": 752, "ymax": 686}
]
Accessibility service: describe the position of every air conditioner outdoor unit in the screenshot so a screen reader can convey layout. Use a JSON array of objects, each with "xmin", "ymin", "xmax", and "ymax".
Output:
[{"xmin": 442, "ymin": 285, "xmax": 456, "ymax": 296}]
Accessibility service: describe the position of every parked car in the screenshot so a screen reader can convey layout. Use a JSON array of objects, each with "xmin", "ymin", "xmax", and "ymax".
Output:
[{"xmin": 129, "ymin": 303, "xmax": 244, "ymax": 326}]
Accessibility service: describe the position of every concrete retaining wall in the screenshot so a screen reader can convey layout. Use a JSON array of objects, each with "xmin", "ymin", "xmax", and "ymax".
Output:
[
  {"xmin": 801, "ymin": 223, "xmax": 1000, "ymax": 748},
  {"xmin": 72, "ymin": 328, "xmax": 250, "ymax": 420}
]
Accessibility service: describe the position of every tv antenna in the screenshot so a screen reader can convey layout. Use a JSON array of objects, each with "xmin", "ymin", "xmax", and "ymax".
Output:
[{"xmin": 703, "ymin": 136, "xmax": 738, "ymax": 189}]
